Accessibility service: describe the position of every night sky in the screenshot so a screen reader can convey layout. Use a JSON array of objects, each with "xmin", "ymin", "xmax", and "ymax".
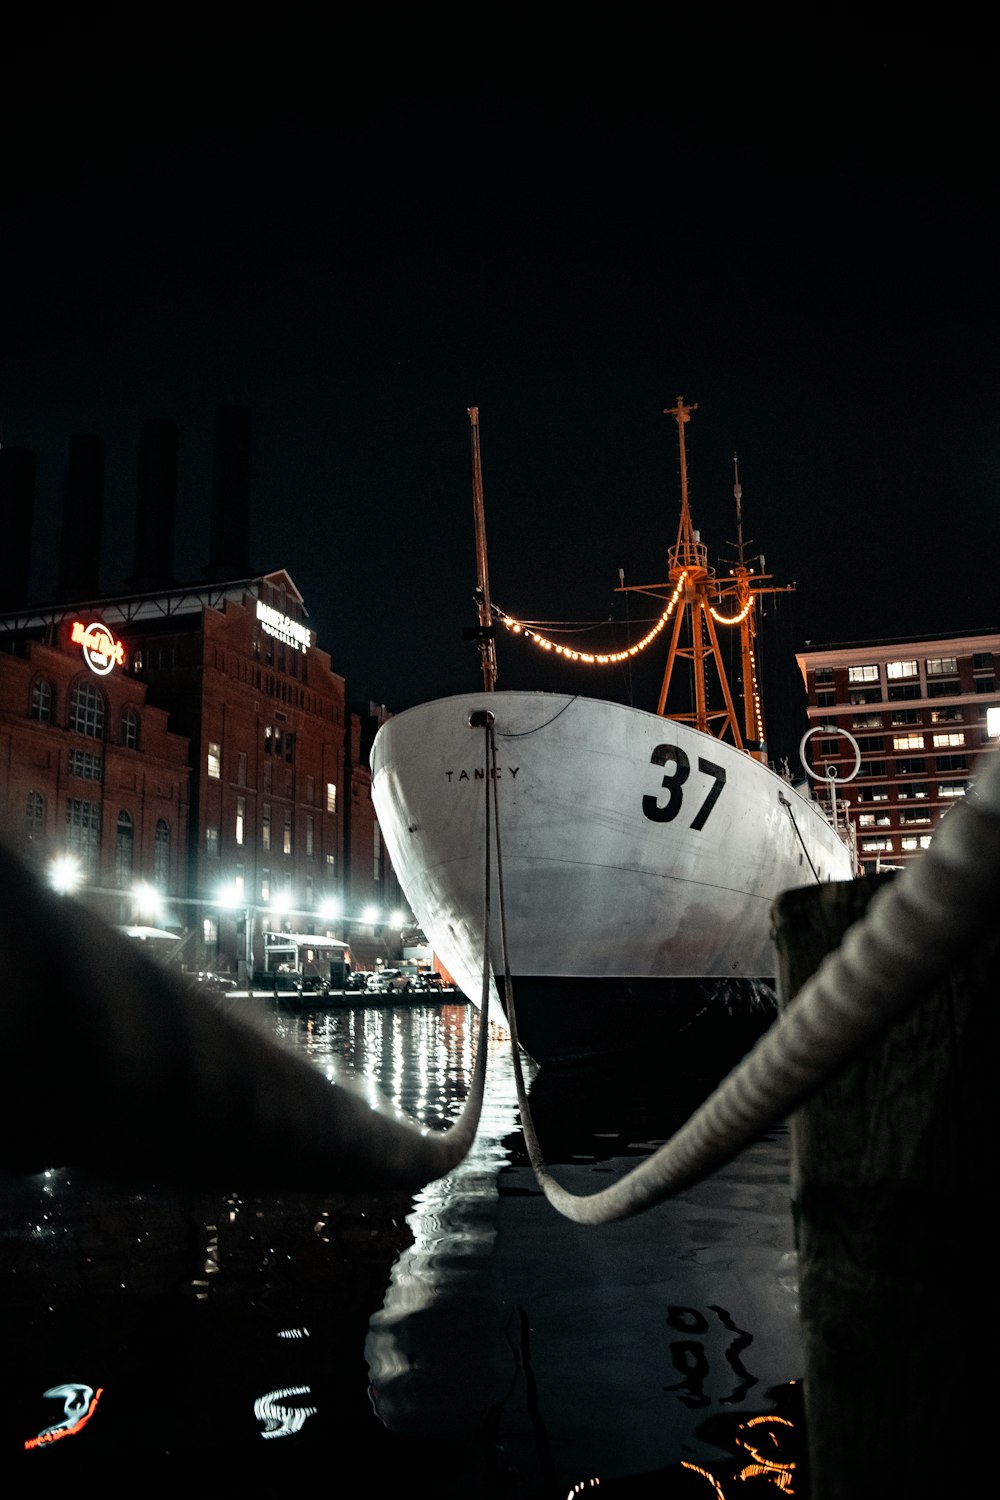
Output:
[{"xmin": 3, "ymin": 28, "xmax": 997, "ymax": 765}]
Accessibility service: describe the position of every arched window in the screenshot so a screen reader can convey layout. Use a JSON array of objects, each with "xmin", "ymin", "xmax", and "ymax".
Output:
[
  {"xmin": 153, "ymin": 819, "xmax": 170, "ymax": 889},
  {"xmin": 29, "ymin": 678, "xmax": 53, "ymax": 723},
  {"xmin": 25, "ymin": 790, "xmax": 46, "ymax": 850},
  {"xmin": 115, "ymin": 810, "xmax": 134, "ymax": 888},
  {"xmin": 65, "ymin": 797, "xmax": 100, "ymax": 880},
  {"xmin": 120, "ymin": 706, "xmax": 140, "ymax": 750},
  {"xmin": 69, "ymin": 679, "xmax": 105, "ymax": 739}
]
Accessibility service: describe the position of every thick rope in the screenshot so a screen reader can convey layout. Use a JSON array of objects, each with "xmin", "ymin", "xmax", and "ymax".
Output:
[
  {"xmin": 487, "ymin": 725, "xmax": 1000, "ymax": 1225},
  {"xmin": 0, "ymin": 839, "xmax": 491, "ymax": 1194}
]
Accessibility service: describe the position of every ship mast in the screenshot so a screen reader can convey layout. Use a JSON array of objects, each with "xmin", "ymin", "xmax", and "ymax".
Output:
[
  {"xmin": 654, "ymin": 398, "xmax": 744, "ymax": 743},
  {"xmin": 468, "ymin": 406, "xmax": 498, "ymax": 692},
  {"xmin": 732, "ymin": 452, "xmax": 763, "ymax": 755}
]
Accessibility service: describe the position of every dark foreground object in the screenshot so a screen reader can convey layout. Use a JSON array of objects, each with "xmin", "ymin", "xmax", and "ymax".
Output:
[
  {"xmin": 0, "ymin": 842, "xmax": 463, "ymax": 1195},
  {"xmin": 772, "ymin": 874, "xmax": 996, "ymax": 1498}
]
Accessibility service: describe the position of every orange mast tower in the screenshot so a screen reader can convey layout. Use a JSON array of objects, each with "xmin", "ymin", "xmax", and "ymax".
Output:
[{"xmin": 617, "ymin": 397, "xmax": 792, "ymax": 760}]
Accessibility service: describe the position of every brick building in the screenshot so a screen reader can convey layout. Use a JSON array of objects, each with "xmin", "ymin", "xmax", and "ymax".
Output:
[
  {"xmin": 0, "ymin": 410, "xmax": 407, "ymax": 979},
  {"xmin": 796, "ymin": 630, "xmax": 1000, "ymax": 871},
  {"xmin": 0, "ymin": 621, "xmax": 190, "ymax": 917}
]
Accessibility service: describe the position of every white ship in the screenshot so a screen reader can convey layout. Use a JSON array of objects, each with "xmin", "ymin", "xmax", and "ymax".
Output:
[{"xmin": 371, "ymin": 401, "xmax": 854, "ymax": 1065}]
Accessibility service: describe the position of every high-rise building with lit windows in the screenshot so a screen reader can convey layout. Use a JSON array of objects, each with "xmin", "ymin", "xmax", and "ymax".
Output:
[{"xmin": 796, "ymin": 631, "xmax": 1000, "ymax": 872}]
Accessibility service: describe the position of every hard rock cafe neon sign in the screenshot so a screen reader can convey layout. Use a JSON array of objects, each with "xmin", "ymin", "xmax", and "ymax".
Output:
[{"xmin": 71, "ymin": 620, "xmax": 125, "ymax": 676}]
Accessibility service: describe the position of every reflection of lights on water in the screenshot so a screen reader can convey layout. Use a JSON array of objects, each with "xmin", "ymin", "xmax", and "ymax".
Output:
[
  {"xmin": 254, "ymin": 1386, "xmax": 318, "ymax": 1439},
  {"xmin": 366, "ymin": 1026, "xmax": 531, "ymax": 1387},
  {"xmin": 733, "ymin": 1414, "xmax": 796, "ymax": 1490},
  {"xmin": 679, "ymin": 1412, "xmax": 796, "ymax": 1495},
  {"xmin": 278, "ymin": 1327, "xmax": 309, "ymax": 1339},
  {"xmin": 24, "ymin": 1384, "xmax": 103, "ymax": 1450}
]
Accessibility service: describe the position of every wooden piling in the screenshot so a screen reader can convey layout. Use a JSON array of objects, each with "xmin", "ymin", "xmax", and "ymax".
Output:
[{"xmin": 771, "ymin": 874, "xmax": 997, "ymax": 1498}]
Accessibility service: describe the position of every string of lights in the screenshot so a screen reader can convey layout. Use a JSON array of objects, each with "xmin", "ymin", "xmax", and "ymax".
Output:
[{"xmin": 492, "ymin": 571, "xmax": 756, "ymax": 667}]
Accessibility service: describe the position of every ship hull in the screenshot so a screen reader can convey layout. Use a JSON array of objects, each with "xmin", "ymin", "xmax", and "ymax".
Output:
[{"xmin": 371, "ymin": 691, "xmax": 853, "ymax": 1065}]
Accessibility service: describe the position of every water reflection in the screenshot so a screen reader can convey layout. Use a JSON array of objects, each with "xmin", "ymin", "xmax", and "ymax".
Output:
[
  {"xmin": 2, "ymin": 994, "xmax": 807, "ymax": 1491},
  {"xmin": 289, "ymin": 1000, "xmax": 806, "ymax": 1494}
]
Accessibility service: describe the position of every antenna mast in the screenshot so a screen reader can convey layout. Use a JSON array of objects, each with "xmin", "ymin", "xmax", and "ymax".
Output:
[{"xmin": 468, "ymin": 407, "xmax": 497, "ymax": 692}]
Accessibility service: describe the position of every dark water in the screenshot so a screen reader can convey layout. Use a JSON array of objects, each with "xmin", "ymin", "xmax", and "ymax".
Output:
[{"xmin": 1, "ymin": 996, "xmax": 808, "ymax": 1492}]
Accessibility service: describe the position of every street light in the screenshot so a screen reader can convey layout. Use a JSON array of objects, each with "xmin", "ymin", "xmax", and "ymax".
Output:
[
  {"xmin": 132, "ymin": 881, "xmax": 162, "ymax": 925},
  {"xmin": 50, "ymin": 855, "xmax": 82, "ymax": 896}
]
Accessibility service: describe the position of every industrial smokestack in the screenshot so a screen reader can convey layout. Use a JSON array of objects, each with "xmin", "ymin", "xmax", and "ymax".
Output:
[
  {"xmin": 55, "ymin": 434, "xmax": 104, "ymax": 603},
  {"xmin": 128, "ymin": 418, "xmax": 178, "ymax": 591},
  {"xmin": 204, "ymin": 405, "xmax": 254, "ymax": 581},
  {"xmin": 0, "ymin": 445, "xmax": 36, "ymax": 612}
]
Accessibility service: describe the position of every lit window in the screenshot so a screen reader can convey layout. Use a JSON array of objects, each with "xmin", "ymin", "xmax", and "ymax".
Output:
[
  {"xmin": 283, "ymin": 812, "xmax": 292, "ymax": 856},
  {"xmin": 236, "ymin": 796, "xmax": 246, "ymax": 846},
  {"xmin": 326, "ymin": 782, "xmax": 337, "ymax": 814},
  {"xmin": 848, "ymin": 664, "xmax": 879, "ymax": 683},
  {"xmin": 25, "ymin": 790, "xmax": 46, "ymax": 846},
  {"xmin": 901, "ymin": 835, "xmax": 933, "ymax": 851},
  {"xmin": 69, "ymin": 680, "xmax": 105, "ymax": 739},
  {"xmin": 68, "ymin": 748, "xmax": 103, "ymax": 780},
  {"xmin": 938, "ymin": 782, "xmax": 967, "ymax": 798},
  {"xmin": 926, "ymin": 657, "xmax": 958, "ymax": 676},
  {"xmin": 66, "ymin": 797, "xmax": 100, "ymax": 879},
  {"xmin": 207, "ymin": 742, "xmax": 221, "ymax": 779},
  {"xmin": 262, "ymin": 803, "xmax": 271, "ymax": 850},
  {"xmin": 30, "ymin": 678, "xmax": 53, "ymax": 722},
  {"xmin": 886, "ymin": 660, "xmax": 917, "ymax": 680},
  {"xmin": 115, "ymin": 810, "xmax": 134, "ymax": 887},
  {"xmin": 120, "ymin": 707, "xmax": 139, "ymax": 749},
  {"xmin": 261, "ymin": 867, "xmax": 270, "ymax": 903},
  {"xmin": 932, "ymin": 732, "xmax": 965, "ymax": 748},
  {"xmin": 892, "ymin": 734, "xmax": 924, "ymax": 751},
  {"xmin": 153, "ymin": 819, "xmax": 170, "ymax": 888},
  {"xmin": 861, "ymin": 837, "xmax": 892, "ymax": 852},
  {"xmin": 203, "ymin": 917, "xmax": 218, "ymax": 946}
]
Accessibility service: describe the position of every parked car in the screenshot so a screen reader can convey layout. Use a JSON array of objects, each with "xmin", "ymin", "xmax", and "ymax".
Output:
[
  {"xmin": 423, "ymin": 971, "xmax": 445, "ymax": 992},
  {"xmin": 186, "ymin": 970, "xmax": 239, "ymax": 997},
  {"xmin": 402, "ymin": 973, "xmax": 429, "ymax": 994},
  {"xmin": 365, "ymin": 969, "xmax": 401, "ymax": 994}
]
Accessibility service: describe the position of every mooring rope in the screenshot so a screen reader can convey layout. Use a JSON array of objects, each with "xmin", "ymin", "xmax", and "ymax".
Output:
[{"xmin": 481, "ymin": 719, "xmax": 1000, "ymax": 1225}]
